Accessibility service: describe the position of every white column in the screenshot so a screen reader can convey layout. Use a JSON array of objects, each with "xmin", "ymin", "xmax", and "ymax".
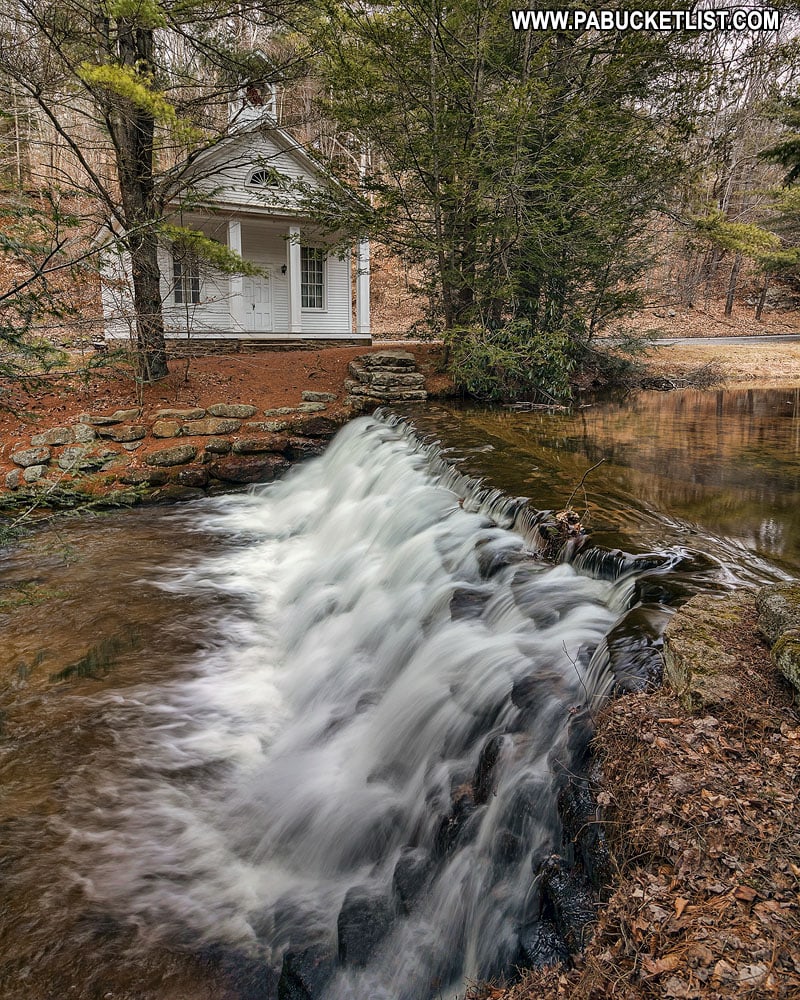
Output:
[
  {"xmin": 356, "ymin": 237, "xmax": 371, "ymax": 337},
  {"xmin": 227, "ymin": 218, "xmax": 245, "ymax": 332},
  {"xmin": 287, "ymin": 224, "xmax": 302, "ymax": 334}
]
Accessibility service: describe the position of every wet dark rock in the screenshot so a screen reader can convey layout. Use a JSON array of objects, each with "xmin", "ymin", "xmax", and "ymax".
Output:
[
  {"xmin": 211, "ymin": 948, "xmax": 279, "ymax": 1000},
  {"xmin": 538, "ymin": 855, "xmax": 596, "ymax": 953},
  {"xmin": 168, "ymin": 466, "xmax": 210, "ymax": 488},
  {"xmin": 232, "ymin": 435, "xmax": 289, "ymax": 454},
  {"xmin": 208, "ymin": 453, "xmax": 289, "ymax": 484},
  {"xmin": 149, "ymin": 485, "xmax": 207, "ymax": 503},
  {"xmin": 288, "ymin": 416, "xmax": 340, "ymax": 438},
  {"xmin": 517, "ymin": 918, "xmax": 570, "ymax": 969},
  {"xmin": 337, "ymin": 887, "xmax": 394, "ymax": 967},
  {"xmin": 285, "ymin": 436, "xmax": 328, "ymax": 460},
  {"xmin": 278, "ymin": 944, "xmax": 336, "ymax": 1000},
  {"xmin": 558, "ymin": 779, "xmax": 613, "ymax": 894},
  {"xmin": 450, "ymin": 586, "xmax": 490, "ymax": 620},
  {"xmin": 120, "ymin": 468, "xmax": 169, "ymax": 487},
  {"xmin": 473, "ymin": 734, "xmax": 504, "ymax": 805},
  {"xmin": 605, "ymin": 605, "xmax": 669, "ymax": 694},
  {"xmin": 434, "ymin": 788, "xmax": 477, "ymax": 858},
  {"xmin": 392, "ymin": 847, "xmax": 432, "ymax": 913}
]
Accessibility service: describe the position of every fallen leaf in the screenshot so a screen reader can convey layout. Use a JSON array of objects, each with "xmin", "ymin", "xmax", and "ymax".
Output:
[
  {"xmin": 643, "ymin": 953, "xmax": 682, "ymax": 976},
  {"xmin": 674, "ymin": 896, "xmax": 689, "ymax": 917},
  {"xmin": 734, "ymin": 885, "xmax": 757, "ymax": 902}
]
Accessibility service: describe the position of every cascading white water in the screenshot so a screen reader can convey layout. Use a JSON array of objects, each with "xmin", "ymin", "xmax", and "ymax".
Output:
[{"xmin": 61, "ymin": 414, "xmax": 647, "ymax": 999}]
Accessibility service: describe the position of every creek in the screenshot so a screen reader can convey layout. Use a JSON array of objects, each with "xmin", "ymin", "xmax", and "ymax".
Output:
[{"xmin": 1, "ymin": 387, "xmax": 798, "ymax": 999}]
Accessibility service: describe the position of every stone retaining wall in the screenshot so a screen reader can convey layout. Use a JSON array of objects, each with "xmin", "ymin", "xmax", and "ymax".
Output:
[
  {"xmin": 2, "ymin": 394, "xmax": 344, "ymax": 509},
  {"xmin": 0, "ymin": 351, "xmax": 430, "ymax": 512}
]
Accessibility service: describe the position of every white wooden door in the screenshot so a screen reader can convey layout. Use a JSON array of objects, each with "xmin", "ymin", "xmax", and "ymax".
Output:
[{"xmin": 243, "ymin": 273, "xmax": 272, "ymax": 332}]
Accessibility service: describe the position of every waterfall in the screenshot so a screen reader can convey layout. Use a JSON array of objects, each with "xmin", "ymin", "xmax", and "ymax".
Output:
[{"xmin": 61, "ymin": 413, "xmax": 662, "ymax": 998}]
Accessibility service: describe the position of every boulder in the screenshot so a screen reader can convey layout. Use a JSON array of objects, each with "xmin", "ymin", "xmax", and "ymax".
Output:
[
  {"xmin": 30, "ymin": 426, "xmax": 74, "ymax": 446},
  {"xmin": 771, "ymin": 628, "xmax": 800, "ymax": 693},
  {"xmin": 247, "ymin": 420, "xmax": 291, "ymax": 433},
  {"xmin": 168, "ymin": 466, "xmax": 210, "ymax": 488},
  {"xmin": 756, "ymin": 583, "xmax": 800, "ymax": 645},
  {"xmin": 232, "ymin": 435, "xmax": 289, "ymax": 455},
  {"xmin": 58, "ymin": 446, "xmax": 94, "ymax": 471},
  {"xmin": 23, "ymin": 464, "xmax": 46, "ymax": 483},
  {"xmin": 72, "ymin": 423, "xmax": 96, "ymax": 444},
  {"xmin": 119, "ymin": 468, "xmax": 169, "ymax": 487},
  {"xmin": 297, "ymin": 402, "xmax": 327, "ymax": 413},
  {"xmin": 181, "ymin": 417, "xmax": 242, "ymax": 436},
  {"xmin": 208, "ymin": 403, "xmax": 258, "ymax": 418},
  {"xmin": 146, "ymin": 444, "xmax": 198, "ymax": 467},
  {"xmin": 152, "ymin": 407, "xmax": 205, "ymax": 420},
  {"xmin": 288, "ymin": 416, "xmax": 339, "ymax": 438},
  {"xmin": 96, "ymin": 423, "xmax": 147, "ymax": 443},
  {"xmin": 5, "ymin": 469, "xmax": 21, "ymax": 490},
  {"xmin": 302, "ymin": 391, "xmax": 337, "ymax": 403},
  {"xmin": 79, "ymin": 407, "xmax": 141, "ymax": 425},
  {"xmin": 358, "ymin": 349, "xmax": 415, "ymax": 369},
  {"xmin": 264, "ymin": 406, "xmax": 301, "ymax": 416},
  {"xmin": 285, "ymin": 437, "xmax": 328, "ymax": 460},
  {"xmin": 203, "ymin": 436, "xmax": 232, "ymax": 455},
  {"xmin": 662, "ymin": 592, "xmax": 747, "ymax": 711},
  {"xmin": 11, "ymin": 446, "xmax": 51, "ymax": 468},
  {"xmin": 152, "ymin": 419, "xmax": 182, "ymax": 438},
  {"xmin": 208, "ymin": 453, "xmax": 289, "ymax": 483},
  {"xmin": 337, "ymin": 887, "xmax": 394, "ymax": 967}
]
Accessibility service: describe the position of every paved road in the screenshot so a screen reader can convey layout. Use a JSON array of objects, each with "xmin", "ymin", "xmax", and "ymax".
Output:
[{"xmin": 651, "ymin": 334, "xmax": 800, "ymax": 346}]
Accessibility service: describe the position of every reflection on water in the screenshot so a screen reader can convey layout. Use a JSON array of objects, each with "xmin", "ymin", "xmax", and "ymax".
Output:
[{"xmin": 405, "ymin": 386, "xmax": 800, "ymax": 582}]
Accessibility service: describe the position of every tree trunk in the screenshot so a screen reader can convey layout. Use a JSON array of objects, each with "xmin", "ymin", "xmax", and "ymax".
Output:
[
  {"xmin": 109, "ymin": 19, "xmax": 169, "ymax": 382},
  {"xmin": 128, "ymin": 227, "xmax": 168, "ymax": 382},
  {"xmin": 724, "ymin": 252, "xmax": 742, "ymax": 317},
  {"xmin": 755, "ymin": 275, "xmax": 769, "ymax": 321}
]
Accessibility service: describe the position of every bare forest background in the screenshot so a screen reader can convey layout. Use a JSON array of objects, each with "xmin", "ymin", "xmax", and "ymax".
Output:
[{"xmin": 1, "ymin": 0, "xmax": 800, "ymax": 397}]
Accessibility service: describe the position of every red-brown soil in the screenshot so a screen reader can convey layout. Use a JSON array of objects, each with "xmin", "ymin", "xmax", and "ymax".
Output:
[{"xmin": 0, "ymin": 343, "xmax": 449, "ymax": 463}]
